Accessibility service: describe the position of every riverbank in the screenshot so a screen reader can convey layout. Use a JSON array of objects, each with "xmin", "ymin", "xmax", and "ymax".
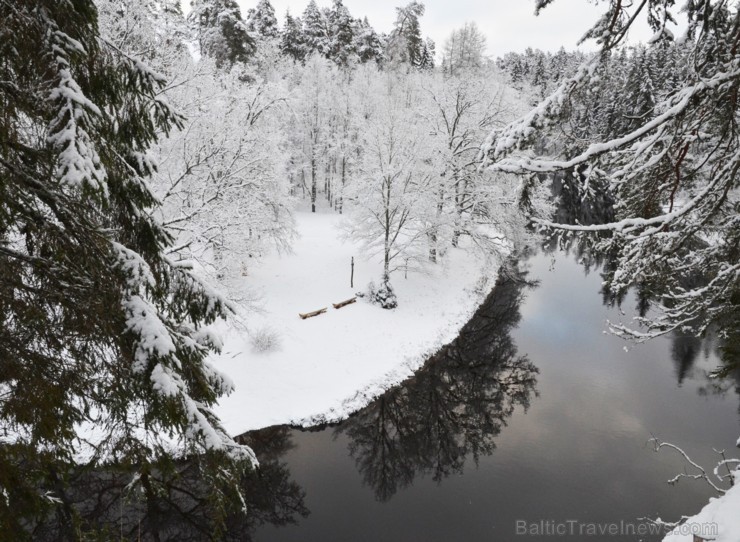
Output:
[
  {"xmin": 661, "ymin": 473, "xmax": 740, "ymax": 542},
  {"xmin": 210, "ymin": 210, "xmax": 500, "ymax": 435}
]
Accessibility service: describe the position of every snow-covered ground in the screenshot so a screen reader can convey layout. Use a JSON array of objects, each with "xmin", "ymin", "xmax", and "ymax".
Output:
[
  {"xmin": 661, "ymin": 470, "xmax": 740, "ymax": 542},
  {"xmin": 211, "ymin": 210, "xmax": 498, "ymax": 435}
]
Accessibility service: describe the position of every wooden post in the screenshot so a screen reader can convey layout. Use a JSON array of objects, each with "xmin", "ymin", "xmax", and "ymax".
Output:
[{"xmin": 351, "ymin": 257, "xmax": 354, "ymax": 289}]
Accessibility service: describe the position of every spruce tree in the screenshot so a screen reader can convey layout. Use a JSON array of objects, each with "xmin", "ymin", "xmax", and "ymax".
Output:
[
  {"xmin": 355, "ymin": 17, "xmax": 384, "ymax": 64},
  {"xmin": 0, "ymin": 0, "xmax": 255, "ymax": 536},
  {"xmin": 619, "ymin": 46, "xmax": 657, "ymax": 136},
  {"xmin": 247, "ymin": 0, "xmax": 280, "ymax": 40},
  {"xmin": 189, "ymin": 0, "xmax": 255, "ymax": 67},
  {"xmin": 281, "ymin": 11, "xmax": 306, "ymax": 62},
  {"xmin": 386, "ymin": 1, "xmax": 427, "ymax": 68},
  {"xmin": 419, "ymin": 37, "xmax": 435, "ymax": 69},
  {"xmin": 404, "ymin": 2, "xmax": 425, "ymax": 66},
  {"xmin": 328, "ymin": 0, "xmax": 357, "ymax": 66},
  {"xmin": 302, "ymin": 0, "xmax": 329, "ymax": 57}
]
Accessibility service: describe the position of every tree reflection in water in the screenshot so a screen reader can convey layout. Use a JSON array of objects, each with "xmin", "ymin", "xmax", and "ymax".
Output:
[
  {"xmin": 550, "ymin": 166, "xmax": 739, "ymax": 379},
  {"xmin": 34, "ymin": 426, "xmax": 307, "ymax": 541},
  {"xmin": 336, "ymin": 265, "xmax": 539, "ymax": 502},
  {"xmin": 35, "ymin": 265, "xmax": 543, "ymax": 535}
]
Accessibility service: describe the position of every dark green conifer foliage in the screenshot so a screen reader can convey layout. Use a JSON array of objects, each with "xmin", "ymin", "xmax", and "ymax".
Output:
[
  {"xmin": 419, "ymin": 37, "xmax": 435, "ymax": 69},
  {"xmin": 281, "ymin": 11, "xmax": 306, "ymax": 62},
  {"xmin": 328, "ymin": 0, "xmax": 357, "ymax": 66},
  {"xmin": 490, "ymin": 0, "xmax": 740, "ymax": 374},
  {"xmin": 355, "ymin": 16, "xmax": 384, "ymax": 64},
  {"xmin": 247, "ymin": 0, "xmax": 280, "ymax": 39},
  {"xmin": 189, "ymin": 0, "xmax": 256, "ymax": 67},
  {"xmin": 386, "ymin": 1, "xmax": 426, "ymax": 67},
  {"xmin": 302, "ymin": 0, "xmax": 329, "ymax": 57},
  {"xmin": 0, "ymin": 0, "xmax": 254, "ymax": 537}
]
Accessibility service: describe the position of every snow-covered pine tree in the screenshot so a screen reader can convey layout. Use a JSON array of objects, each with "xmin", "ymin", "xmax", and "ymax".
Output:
[
  {"xmin": 354, "ymin": 16, "xmax": 384, "ymax": 64},
  {"xmin": 327, "ymin": 0, "xmax": 357, "ymax": 66},
  {"xmin": 386, "ymin": 1, "xmax": 426, "ymax": 68},
  {"xmin": 189, "ymin": 0, "xmax": 255, "ymax": 67},
  {"xmin": 529, "ymin": 49, "xmax": 548, "ymax": 98},
  {"xmin": 0, "ymin": 0, "xmax": 255, "ymax": 536},
  {"xmin": 484, "ymin": 0, "xmax": 740, "ymax": 371},
  {"xmin": 549, "ymin": 47, "xmax": 569, "ymax": 84},
  {"xmin": 618, "ymin": 45, "xmax": 657, "ymax": 136},
  {"xmin": 302, "ymin": 0, "xmax": 329, "ymax": 58},
  {"xmin": 404, "ymin": 2, "xmax": 424, "ymax": 67},
  {"xmin": 281, "ymin": 10, "xmax": 306, "ymax": 62},
  {"xmin": 419, "ymin": 37, "xmax": 435, "ymax": 69},
  {"xmin": 247, "ymin": 0, "xmax": 280, "ymax": 40}
]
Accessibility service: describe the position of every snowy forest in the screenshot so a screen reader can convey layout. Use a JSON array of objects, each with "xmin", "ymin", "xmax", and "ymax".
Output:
[{"xmin": 1, "ymin": 0, "xmax": 738, "ymax": 540}]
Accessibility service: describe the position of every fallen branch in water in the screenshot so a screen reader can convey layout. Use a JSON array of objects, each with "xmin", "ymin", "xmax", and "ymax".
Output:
[{"xmin": 648, "ymin": 435, "xmax": 732, "ymax": 495}]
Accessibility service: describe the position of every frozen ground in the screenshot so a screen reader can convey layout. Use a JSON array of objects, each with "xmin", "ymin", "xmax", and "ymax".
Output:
[{"xmin": 210, "ymin": 210, "xmax": 499, "ymax": 435}]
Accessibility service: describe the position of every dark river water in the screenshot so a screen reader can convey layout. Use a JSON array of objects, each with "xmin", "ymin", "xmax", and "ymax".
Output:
[
  {"xmin": 36, "ymin": 250, "xmax": 738, "ymax": 541},
  {"xmin": 242, "ymin": 251, "xmax": 740, "ymax": 542}
]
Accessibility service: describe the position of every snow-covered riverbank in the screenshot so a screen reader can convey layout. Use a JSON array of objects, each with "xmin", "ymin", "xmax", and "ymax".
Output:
[
  {"xmin": 210, "ymin": 210, "xmax": 499, "ymax": 435},
  {"xmin": 661, "ymin": 471, "xmax": 740, "ymax": 542}
]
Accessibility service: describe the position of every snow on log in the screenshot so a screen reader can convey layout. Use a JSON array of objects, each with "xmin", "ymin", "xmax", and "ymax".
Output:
[
  {"xmin": 332, "ymin": 298, "xmax": 357, "ymax": 310},
  {"xmin": 299, "ymin": 308, "xmax": 327, "ymax": 320}
]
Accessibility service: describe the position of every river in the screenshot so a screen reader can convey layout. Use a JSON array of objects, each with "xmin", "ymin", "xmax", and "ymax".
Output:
[
  {"xmin": 242, "ymin": 250, "xmax": 739, "ymax": 542},
  {"xmin": 34, "ymin": 250, "xmax": 739, "ymax": 541}
]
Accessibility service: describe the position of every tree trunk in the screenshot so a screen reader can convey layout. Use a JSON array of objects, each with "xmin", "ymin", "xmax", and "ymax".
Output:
[
  {"xmin": 311, "ymin": 157, "xmax": 317, "ymax": 213},
  {"xmin": 327, "ymin": 161, "xmax": 332, "ymax": 206},
  {"xmin": 339, "ymin": 156, "xmax": 346, "ymax": 214},
  {"xmin": 452, "ymin": 175, "xmax": 463, "ymax": 247},
  {"xmin": 299, "ymin": 307, "xmax": 327, "ymax": 319},
  {"xmin": 140, "ymin": 468, "xmax": 162, "ymax": 542},
  {"xmin": 47, "ymin": 467, "xmax": 76, "ymax": 542},
  {"xmin": 430, "ymin": 183, "xmax": 445, "ymax": 262},
  {"xmin": 429, "ymin": 232, "xmax": 437, "ymax": 263},
  {"xmin": 332, "ymin": 297, "xmax": 356, "ymax": 309},
  {"xmin": 384, "ymin": 178, "xmax": 391, "ymax": 278}
]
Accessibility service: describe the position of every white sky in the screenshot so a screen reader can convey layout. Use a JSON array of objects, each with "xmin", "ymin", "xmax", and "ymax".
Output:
[{"xmin": 185, "ymin": 0, "xmax": 668, "ymax": 57}]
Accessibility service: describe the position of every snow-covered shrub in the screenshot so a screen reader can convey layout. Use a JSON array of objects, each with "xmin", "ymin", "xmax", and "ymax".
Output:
[
  {"xmin": 366, "ymin": 280, "xmax": 398, "ymax": 310},
  {"xmin": 250, "ymin": 326, "xmax": 281, "ymax": 353}
]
